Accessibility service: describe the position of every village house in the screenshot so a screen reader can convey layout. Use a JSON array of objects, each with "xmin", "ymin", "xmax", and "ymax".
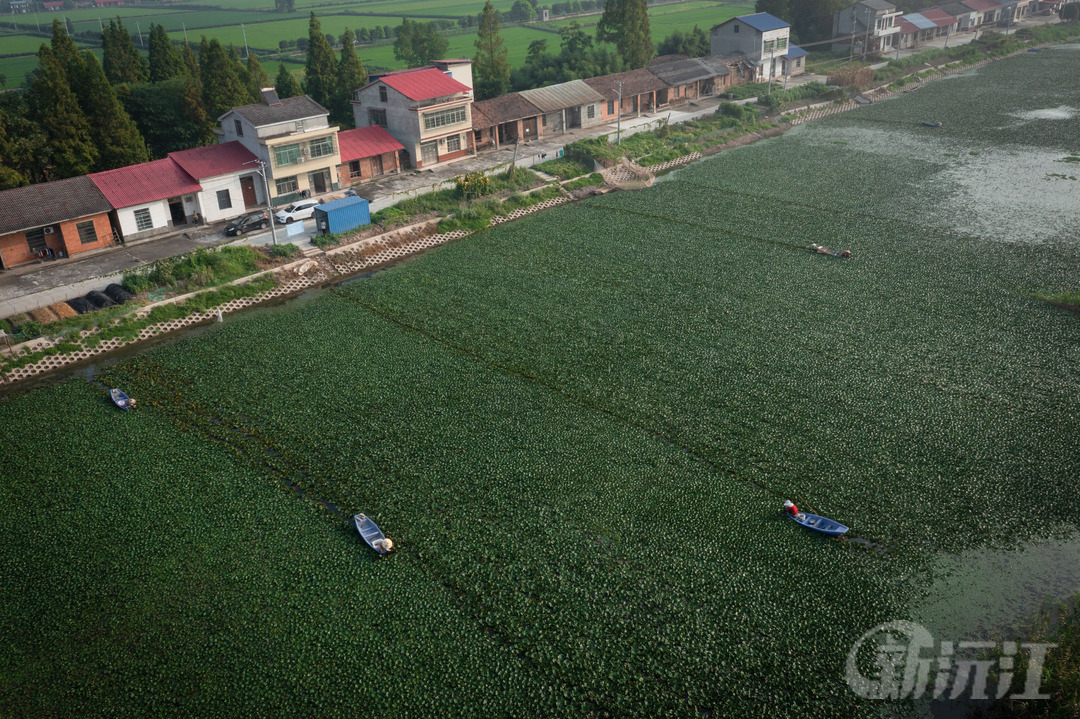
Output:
[
  {"xmin": 218, "ymin": 89, "xmax": 340, "ymax": 205},
  {"xmin": 920, "ymin": 7, "xmax": 962, "ymax": 35},
  {"xmin": 353, "ymin": 66, "xmax": 474, "ymax": 169},
  {"xmin": 896, "ymin": 13, "xmax": 941, "ymax": 48},
  {"xmin": 831, "ymin": 0, "xmax": 903, "ymax": 54},
  {"xmin": 646, "ymin": 55, "xmax": 734, "ymax": 102},
  {"xmin": 168, "ymin": 141, "xmax": 264, "ymax": 223},
  {"xmin": 471, "ymin": 94, "xmax": 544, "ymax": 151},
  {"xmin": 336, "ymin": 125, "xmax": 405, "ymax": 187},
  {"xmin": 88, "ymin": 158, "xmax": 202, "ymax": 243},
  {"xmin": 961, "ymin": 0, "xmax": 1004, "ymax": 25},
  {"xmin": 584, "ymin": 68, "xmax": 670, "ymax": 121},
  {"xmin": 711, "ymin": 13, "xmax": 804, "ymax": 82},
  {"xmin": 939, "ymin": 2, "xmax": 981, "ymax": 30},
  {"xmin": 516, "ymin": 80, "xmax": 605, "ymax": 137},
  {"xmin": 0, "ymin": 176, "xmax": 115, "ymax": 269}
]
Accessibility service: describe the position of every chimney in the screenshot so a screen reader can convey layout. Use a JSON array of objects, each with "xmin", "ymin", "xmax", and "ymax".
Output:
[{"xmin": 260, "ymin": 87, "xmax": 282, "ymax": 106}]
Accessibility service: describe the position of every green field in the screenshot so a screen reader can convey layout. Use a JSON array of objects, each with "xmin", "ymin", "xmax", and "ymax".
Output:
[
  {"xmin": 543, "ymin": 1, "xmax": 752, "ymax": 43},
  {"xmin": 2, "ymin": 48, "xmax": 1079, "ymax": 716},
  {"xmin": 0, "ymin": 33, "xmax": 96, "ymax": 55}
]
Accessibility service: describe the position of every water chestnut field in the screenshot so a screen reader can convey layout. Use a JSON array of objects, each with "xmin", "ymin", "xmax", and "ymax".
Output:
[{"xmin": 2, "ymin": 48, "xmax": 1079, "ymax": 716}]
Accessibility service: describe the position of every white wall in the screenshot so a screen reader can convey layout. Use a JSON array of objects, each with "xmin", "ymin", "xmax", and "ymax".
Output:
[
  {"xmin": 116, "ymin": 200, "xmax": 170, "ymax": 237},
  {"xmin": 196, "ymin": 174, "xmax": 252, "ymax": 223}
]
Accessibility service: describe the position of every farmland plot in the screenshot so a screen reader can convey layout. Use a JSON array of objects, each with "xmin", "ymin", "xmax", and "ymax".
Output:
[{"xmin": 1, "ymin": 47, "xmax": 1078, "ymax": 717}]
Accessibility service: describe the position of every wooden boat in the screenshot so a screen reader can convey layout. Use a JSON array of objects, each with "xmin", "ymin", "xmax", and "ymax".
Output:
[
  {"xmin": 921, "ymin": 121, "xmax": 943, "ymax": 127},
  {"xmin": 789, "ymin": 510, "xmax": 849, "ymax": 536},
  {"xmin": 354, "ymin": 513, "xmax": 392, "ymax": 553},
  {"xmin": 110, "ymin": 388, "xmax": 135, "ymax": 411}
]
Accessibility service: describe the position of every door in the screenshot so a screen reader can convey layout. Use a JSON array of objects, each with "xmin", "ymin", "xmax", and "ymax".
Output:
[
  {"xmin": 310, "ymin": 170, "xmax": 327, "ymax": 194},
  {"xmin": 420, "ymin": 141, "xmax": 439, "ymax": 167},
  {"xmin": 522, "ymin": 117, "xmax": 538, "ymax": 140},
  {"xmin": 169, "ymin": 199, "xmax": 185, "ymax": 226},
  {"xmin": 371, "ymin": 154, "xmax": 383, "ymax": 177},
  {"xmin": 240, "ymin": 176, "xmax": 258, "ymax": 206}
]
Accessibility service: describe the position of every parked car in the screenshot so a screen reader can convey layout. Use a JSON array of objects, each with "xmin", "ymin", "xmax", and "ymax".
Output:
[
  {"xmin": 275, "ymin": 199, "xmax": 320, "ymax": 224},
  {"xmin": 224, "ymin": 210, "xmax": 269, "ymax": 236}
]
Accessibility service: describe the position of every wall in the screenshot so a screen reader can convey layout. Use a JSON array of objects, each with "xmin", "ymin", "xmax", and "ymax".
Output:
[
  {"xmin": 337, "ymin": 151, "xmax": 401, "ymax": 186},
  {"xmin": 580, "ymin": 103, "xmax": 604, "ymax": 129},
  {"xmin": 116, "ymin": 200, "xmax": 171, "ymax": 240},
  {"xmin": 196, "ymin": 174, "xmax": 257, "ymax": 223},
  {"xmin": 0, "ymin": 214, "xmax": 113, "ymax": 268}
]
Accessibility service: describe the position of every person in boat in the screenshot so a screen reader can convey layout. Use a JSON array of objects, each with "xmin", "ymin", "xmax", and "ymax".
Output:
[
  {"xmin": 127, "ymin": 398, "xmax": 137, "ymax": 409},
  {"xmin": 811, "ymin": 243, "xmax": 851, "ymax": 258},
  {"xmin": 784, "ymin": 500, "xmax": 800, "ymax": 518},
  {"xmin": 377, "ymin": 538, "xmax": 393, "ymax": 552}
]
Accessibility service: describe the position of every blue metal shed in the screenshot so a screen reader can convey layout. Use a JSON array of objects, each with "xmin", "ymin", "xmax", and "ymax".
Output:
[{"xmin": 314, "ymin": 196, "xmax": 370, "ymax": 235}]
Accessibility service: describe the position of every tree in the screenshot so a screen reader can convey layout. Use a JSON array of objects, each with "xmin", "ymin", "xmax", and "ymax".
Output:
[
  {"xmin": 200, "ymin": 38, "xmax": 252, "ymax": 121},
  {"xmin": 274, "ymin": 0, "xmax": 295, "ymax": 12},
  {"xmin": 657, "ymin": 25, "xmax": 709, "ymax": 57},
  {"xmin": 102, "ymin": 18, "xmax": 149, "ymax": 85},
  {"xmin": 506, "ymin": 0, "xmax": 536, "ymax": 22},
  {"xmin": 124, "ymin": 76, "xmax": 212, "ymax": 157},
  {"xmin": 596, "ymin": 0, "xmax": 653, "ymax": 67},
  {"xmin": 148, "ymin": 23, "xmax": 182, "ymax": 82},
  {"xmin": 29, "ymin": 46, "xmax": 97, "ymax": 179},
  {"xmin": 245, "ymin": 53, "xmax": 272, "ymax": 98},
  {"xmin": 51, "ymin": 18, "xmax": 81, "ymax": 77},
  {"xmin": 304, "ymin": 12, "xmax": 337, "ymax": 108},
  {"xmin": 394, "ymin": 17, "xmax": 449, "ymax": 67},
  {"xmin": 332, "ymin": 29, "xmax": 366, "ymax": 127},
  {"xmin": 180, "ymin": 43, "xmax": 199, "ymax": 78},
  {"xmin": 526, "ymin": 39, "xmax": 548, "ymax": 65},
  {"xmin": 275, "ymin": 62, "xmax": 303, "ymax": 99},
  {"xmin": 75, "ymin": 51, "xmax": 149, "ymax": 170},
  {"xmin": 755, "ymin": 0, "xmax": 790, "ymax": 23},
  {"xmin": 474, "ymin": 1, "xmax": 511, "ymax": 100},
  {"xmin": 0, "ymin": 94, "xmax": 43, "ymax": 187},
  {"xmin": 559, "ymin": 21, "xmax": 592, "ymax": 60}
]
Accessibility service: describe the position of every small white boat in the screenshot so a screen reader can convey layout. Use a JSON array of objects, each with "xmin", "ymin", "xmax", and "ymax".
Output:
[
  {"xmin": 110, "ymin": 388, "xmax": 135, "ymax": 410},
  {"xmin": 354, "ymin": 513, "xmax": 393, "ymax": 554}
]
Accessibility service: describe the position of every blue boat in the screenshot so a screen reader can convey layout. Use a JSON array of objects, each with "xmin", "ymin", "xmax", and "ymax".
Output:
[
  {"xmin": 789, "ymin": 510, "xmax": 849, "ymax": 536},
  {"xmin": 921, "ymin": 121, "xmax": 943, "ymax": 127},
  {"xmin": 354, "ymin": 513, "xmax": 393, "ymax": 554},
  {"xmin": 110, "ymin": 388, "xmax": 135, "ymax": 411}
]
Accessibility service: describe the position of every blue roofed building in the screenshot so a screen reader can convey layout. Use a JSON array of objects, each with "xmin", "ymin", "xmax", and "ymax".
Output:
[{"xmin": 710, "ymin": 13, "xmax": 806, "ymax": 83}]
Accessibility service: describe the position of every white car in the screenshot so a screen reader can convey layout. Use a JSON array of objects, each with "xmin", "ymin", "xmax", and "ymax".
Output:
[{"xmin": 274, "ymin": 199, "xmax": 320, "ymax": 224}]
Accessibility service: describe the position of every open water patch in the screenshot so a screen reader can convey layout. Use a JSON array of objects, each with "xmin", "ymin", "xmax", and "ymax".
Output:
[{"xmin": 1008, "ymin": 105, "xmax": 1078, "ymax": 121}]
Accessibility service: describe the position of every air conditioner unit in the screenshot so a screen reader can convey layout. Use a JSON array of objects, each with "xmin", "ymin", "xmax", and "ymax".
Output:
[
  {"xmin": 302, "ymin": 147, "xmax": 310, "ymax": 155},
  {"xmin": 43, "ymin": 226, "xmax": 55, "ymax": 234}
]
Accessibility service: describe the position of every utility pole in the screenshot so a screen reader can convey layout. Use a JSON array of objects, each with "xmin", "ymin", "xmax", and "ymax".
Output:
[
  {"xmin": 863, "ymin": 6, "xmax": 873, "ymax": 61},
  {"xmin": 245, "ymin": 159, "xmax": 279, "ymax": 246},
  {"xmin": 136, "ymin": 20, "xmax": 143, "ymax": 47},
  {"xmin": 241, "ymin": 23, "xmax": 249, "ymax": 58},
  {"xmin": 183, "ymin": 23, "xmax": 188, "ymax": 44},
  {"xmin": 613, "ymin": 80, "xmax": 623, "ymax": 145}
]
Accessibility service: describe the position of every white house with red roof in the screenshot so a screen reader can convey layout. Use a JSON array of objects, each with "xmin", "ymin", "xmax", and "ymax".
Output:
[
  {"xmin": 169, "ymin": 141, "xmax": 263, "ymax": 224},
  {"xmin": 336, "ymin": 126, "xmax": 405, "ymax": 188},
  {"xmin": 89, "ymin": 159, "xmax": 202, "ymax": 242},
  {"xmin": 352, "ymin": 66, "xmax": 474, "ymax": 169}
]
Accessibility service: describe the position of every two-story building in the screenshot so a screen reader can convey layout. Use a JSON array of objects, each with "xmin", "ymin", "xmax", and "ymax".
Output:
[
  {"xmin": 217, "ymin": 89, "xmax": 341, "ymax": 205},
  {"xmin": 710, "ymin": 13, "xmax": 801, "ymax": 83},
  {"xmin": 831, "ymin": 0, "xmax": 902, "ymax": 54},
  {"xmin": 352, "ymin": 67, "xmax": 474, "ymax": 169}
]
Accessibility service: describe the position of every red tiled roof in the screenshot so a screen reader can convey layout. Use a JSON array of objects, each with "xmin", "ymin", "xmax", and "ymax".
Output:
[
  {"xmin": 962, "ymin": 0, "xmax": 1002, "ymax": 11},
  {"xmin": 169, "ymin": 141, "xmax": 259, "ymax": 179},
  {"xmin": 897, "ymin": 17, "xmax": 920, "ymax": 33},
  {"xmin": 89, "ymin": 158, "xmax": 201, "ymax": 209},
  {"xmin": 378, "ymin": 68, "xmax": 470, "ymax": 101},
  {"xmin": 337, "ymin": 126, "xmax": 404, "ymax": 162},
  {"xmin": 920, "ymin": 8, "xmax": 959, "ymax": 25},
  {"xmin": 42, "ymin": 1, "xmax": 63, "ymax": 7}
]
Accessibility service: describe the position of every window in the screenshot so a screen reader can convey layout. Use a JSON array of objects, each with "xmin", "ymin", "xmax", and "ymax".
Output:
[
  {"xmin": 25, "ymin": 227, "xmax": 46, "ymax": 252},
  {"xmin": 369, "ymin": 109, "xmax": 387, "ymax": 128},
  {"xmin": 763, "ymin": 39, "xmax": 775, "ymax": 52},
  {"xmin": 542, "ymin": 114, "xmax": 548, "ymax": 127},
  {"xmin": 274, "ymin": 143, "xmax": 301, "ymax": 166},
  {"xmin": 379, "ymin": 85, "xmax": 388, "ymax": 102},
  {"xmin": 446, "ymin": 134, "xmax": 461, "ymax": 153},
  {"xmin": 607, "ymin": 100, "xmax": 614, "ymax": 114},
  {"xmin": 309, "ymin": 135, "xmax": 334, "ymax": 159},
  {"xmin": 734, "ymin": 24, "xmax": 739, "ymax": 33},
  {"xmin": 587, "ymin": 105, "xmax": 595, "ymax": 119},
  {"xmin": 349, "ymin": 160, "xmax": 363, "ymax": 178},
  {"xmin": 216, "ymin": 189, "xmax": 232, "ymax": 210},
  {"xmin": 76, "ymin": 220, "xmax": 97, "ymax": 245},
  {"xmin": 275, "ymin": 176, "xmax": 298, "ymax": 194},
  {"xmin": 134, "ymin": 208, "xmax": 153, "ymax": 232},
  {"xmin": 234, "ymin": 119, "xmax": 243, "ymax": 137},
  {"xmin": 422, "ymin": 106, "xmax": 467, "ymax": 131},
  {"xmin": 776, "ymin": 36, "xmax": 788, "ymax": 50}
]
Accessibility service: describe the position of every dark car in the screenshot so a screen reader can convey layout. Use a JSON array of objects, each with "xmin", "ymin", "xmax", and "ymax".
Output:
[{"xmin": 224, "ymin": 211, "xmax": 269, "ymax": 236}]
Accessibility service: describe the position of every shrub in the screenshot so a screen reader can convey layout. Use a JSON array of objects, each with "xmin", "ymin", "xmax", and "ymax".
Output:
[
  {"xmin": 564, "ymin": 173, "xmax": 604, "ymax": 191},
  {"xmin": 535, "ymin": 157, "xmax": 591, "ymax": 180},
  {"xmin": 454, "ymin": 170, "xmax": 491, "ymax": 201},
  {"xmin": 267, "ymin": 243, "xmax": 301, "ymax": 258}
]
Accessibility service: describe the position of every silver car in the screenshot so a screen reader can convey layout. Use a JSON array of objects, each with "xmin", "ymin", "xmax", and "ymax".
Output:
[{"xmin": 274, "ymin": 199, "xmax": 320, "ymax": 224}]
